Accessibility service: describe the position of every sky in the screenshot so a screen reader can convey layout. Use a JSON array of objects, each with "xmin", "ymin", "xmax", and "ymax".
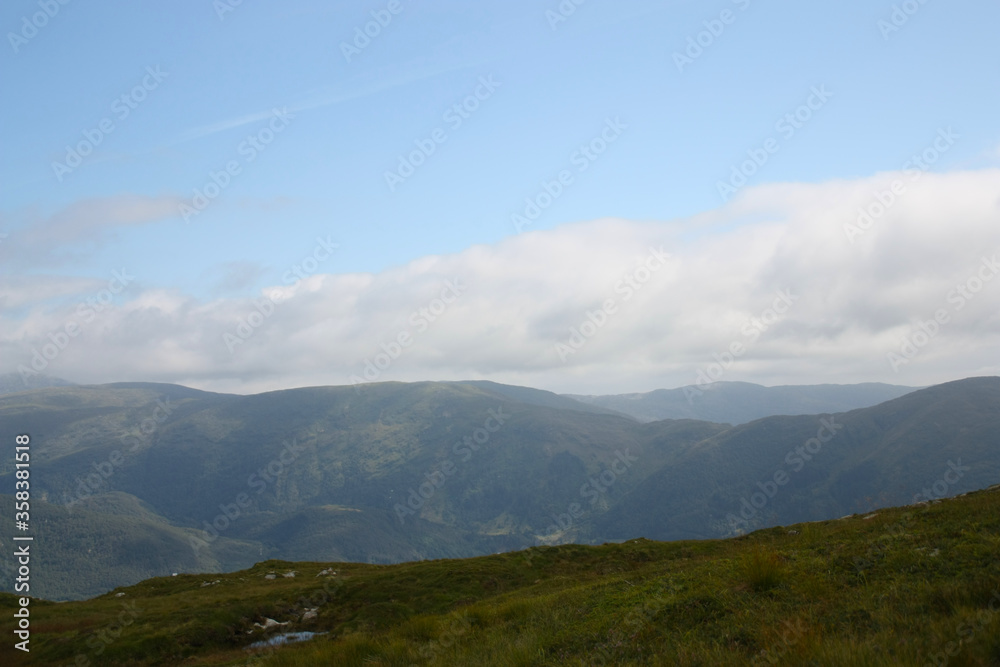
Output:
[{"xmin": 1, "ymin": 0, "xmax": 999, "ymax": 395}]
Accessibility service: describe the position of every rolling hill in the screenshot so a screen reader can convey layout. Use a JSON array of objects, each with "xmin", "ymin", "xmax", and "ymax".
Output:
[
  {"xmin": 5, "ymin": 484, "xmax": 999, "ymax": 665},
  {"xmin": 1, "ymin": 377, "xmax": 996, "ymax": 601}
]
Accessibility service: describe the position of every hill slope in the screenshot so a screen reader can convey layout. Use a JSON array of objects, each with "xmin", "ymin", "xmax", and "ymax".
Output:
[
  {"xmin": 590, "ymin": 377, "xmax": 1000, "ymax": 543},
  {"xmin": 1, "ymin": 377, "xmax": 996, "ymax": 601},
  {"xmin": 0, "ymin": 380, "xmax": 723, "ymax": 599},
  {"xmin": 5, "ymin": 485, "xmax": 1000, "ymax": 666},
  {"xmin": 566, "ymin": 380, "xmax": 918, "ymax": 424}
]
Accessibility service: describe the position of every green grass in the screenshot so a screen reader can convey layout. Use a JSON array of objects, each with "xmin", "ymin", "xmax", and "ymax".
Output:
[{"xmin": 4, "ymin": 485, "xmax": 1000, "ymax": 666}]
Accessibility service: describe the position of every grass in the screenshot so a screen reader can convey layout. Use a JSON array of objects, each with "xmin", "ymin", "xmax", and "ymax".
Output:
[
  {"xmin": 4, "ymin": 485, "xmax": 1000, "ymax": 666},
  {"xmin": 740, "ymin": 544, "xmax": 785, "ymax": 593}
]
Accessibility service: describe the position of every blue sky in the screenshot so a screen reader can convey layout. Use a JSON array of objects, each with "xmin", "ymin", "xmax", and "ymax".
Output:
[{"xmin": 2, "ymin": 0, "xmax": 1000, "ymax": 394}]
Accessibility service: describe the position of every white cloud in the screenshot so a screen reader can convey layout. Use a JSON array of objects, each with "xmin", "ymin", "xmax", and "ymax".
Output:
[
  {"xmin": 3, "ymin": 169, "xmax": 1000, "ymax": 395},
  {"xmin": 0, "ymin": 194, "xmax": 183, "ymax": 268}
]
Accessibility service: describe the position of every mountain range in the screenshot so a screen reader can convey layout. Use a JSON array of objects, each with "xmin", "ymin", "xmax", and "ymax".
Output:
[
  {"xmin": 0, "ymin": 376, "xmax": 996, "ymax": 600},
  {"xmin": 565, "ymin": 380, "xmax": 918, "ymax": 424},
  {"xmin": 7, "ymin": 484, "xmax": 1000, "ymax": 665}
]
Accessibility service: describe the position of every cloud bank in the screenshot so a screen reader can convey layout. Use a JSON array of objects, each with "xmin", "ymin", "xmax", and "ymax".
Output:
[{"xmin": 3, "ymin": 169, "xmax": 1000, "ymax": 395}]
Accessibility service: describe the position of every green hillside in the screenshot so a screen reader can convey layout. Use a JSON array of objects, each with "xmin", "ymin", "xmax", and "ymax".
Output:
[
  {"xmin": 1, "ymin": 377, "xmax": 997, "ymax": 601},
  {"xmin": 593, "ymin": 377, "xmax": 1000, "ymax": 542},
  {"xmin": 4, "ymin": 485, "xmax": 999, "ymax": 666},
  {"xmin": 0, "ymin": 492, "xmax": 262, "ymax": 601}
]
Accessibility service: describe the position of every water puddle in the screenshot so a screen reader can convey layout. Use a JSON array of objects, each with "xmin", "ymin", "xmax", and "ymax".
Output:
[{"xmin": 248, "ymin": 631, "xmax": 327, "ymax": 649}]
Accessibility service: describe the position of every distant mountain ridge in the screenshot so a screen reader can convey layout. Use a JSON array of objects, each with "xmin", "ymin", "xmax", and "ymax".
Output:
[
  {"xmin": 0, "ymin": 373, "xmax": 73, "ymax": 395},
  {"xmin": 565, "ymin": 380, "xmax": 919, "ymax": 424},
  {"xmin": 0, "ymin": 376, "xmax": 995, "ymax": 600}
]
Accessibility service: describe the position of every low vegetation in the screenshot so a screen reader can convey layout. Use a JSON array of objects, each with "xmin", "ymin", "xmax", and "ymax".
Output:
[{"xmin": 5, "ymin": 484, "xmax": 999, "ymax": 665}]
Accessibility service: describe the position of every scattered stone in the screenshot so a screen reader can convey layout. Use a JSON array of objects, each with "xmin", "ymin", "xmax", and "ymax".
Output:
[
  {"xmin": 253, "ymin": 618, "xmax": 290, "ymax": 630},
  {"xmin": 787, "ymin": 530, "xmax": 800, "ymax": 535},
  {"xmin": 302, "ymin": 609, "xmax": 318, "ymax": 621},
  {"xmin": 264, "ymin": 574, "xmax": 276, "ymax": 580},
  {"xmin": 282, "ymin": 571, "xmax": 297, "ymax": 578},
  {"xmin": 115, "ymin": 592, "xmax": 126, "ymax": 597},
  {"xmin": 862, "ymin": 513, "xmax": 879, "ymax": 520}
]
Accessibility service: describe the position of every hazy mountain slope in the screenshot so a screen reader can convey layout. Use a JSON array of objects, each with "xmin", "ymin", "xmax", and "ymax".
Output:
[
  {"xmin": 0, "ymin": 492, "xmax": 260, "ymax": 601},
  {"xmin": 592, "ymin": 377, "xmax": 1000, "ymax": 542},
  {"xmin": 0, "ymin": 373, "xmax": 73, "ymax": 395},
  {"xmin": 8, "ymin": 485, "xmax": 1000, "ymax": 666},
  {"xmin": 0, "ymin": 380, "xmax": 724, "ymax": 598},
  {"xmin": 566, "ymin": 380, "xmax": 918, "ymax": 424},
  {"xmin": 1, "ymin": 377, "xmax": 996, "ymax": 601},
  {"xmin": 453, "ymin": 380, "xmax": 633, "ymax": 418}
]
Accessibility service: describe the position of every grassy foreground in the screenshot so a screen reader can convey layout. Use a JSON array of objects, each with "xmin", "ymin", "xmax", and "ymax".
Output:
[{"xmin": 4, "ymin": 485, "xmax": 1000, "ymax": 666}]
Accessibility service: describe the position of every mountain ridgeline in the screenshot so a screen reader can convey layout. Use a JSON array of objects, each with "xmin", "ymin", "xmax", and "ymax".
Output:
[
  {"xmin": 565, "ymin": 380, "xmax": 918, "ymax": 424},
  {"xmin": 0, "ymin": 377, "xmax": 997, "ymax": 600}
]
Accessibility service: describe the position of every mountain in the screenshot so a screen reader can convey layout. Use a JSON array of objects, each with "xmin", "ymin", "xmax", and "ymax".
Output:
[
  {"xmin": 0, "ymin": 380, "xmax": 722, "ymax": 599},
  {"xmin": 0, "ymin": 373, "xmax": 73, "ymax": 396},
  {"xmin": 1, "ymin": 377, "xmax": 996, "ymax": 601},
  {"xmin": 565, "ymin": 380, "xmax": 918, "ymax": 424},
  {"xmin": 590, "ymin": 377, "xmax": 1000, "ymax": 542},
  {"xmin": 7, "ymin": 484, "xmax": 1000, "ymax": 666}
]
